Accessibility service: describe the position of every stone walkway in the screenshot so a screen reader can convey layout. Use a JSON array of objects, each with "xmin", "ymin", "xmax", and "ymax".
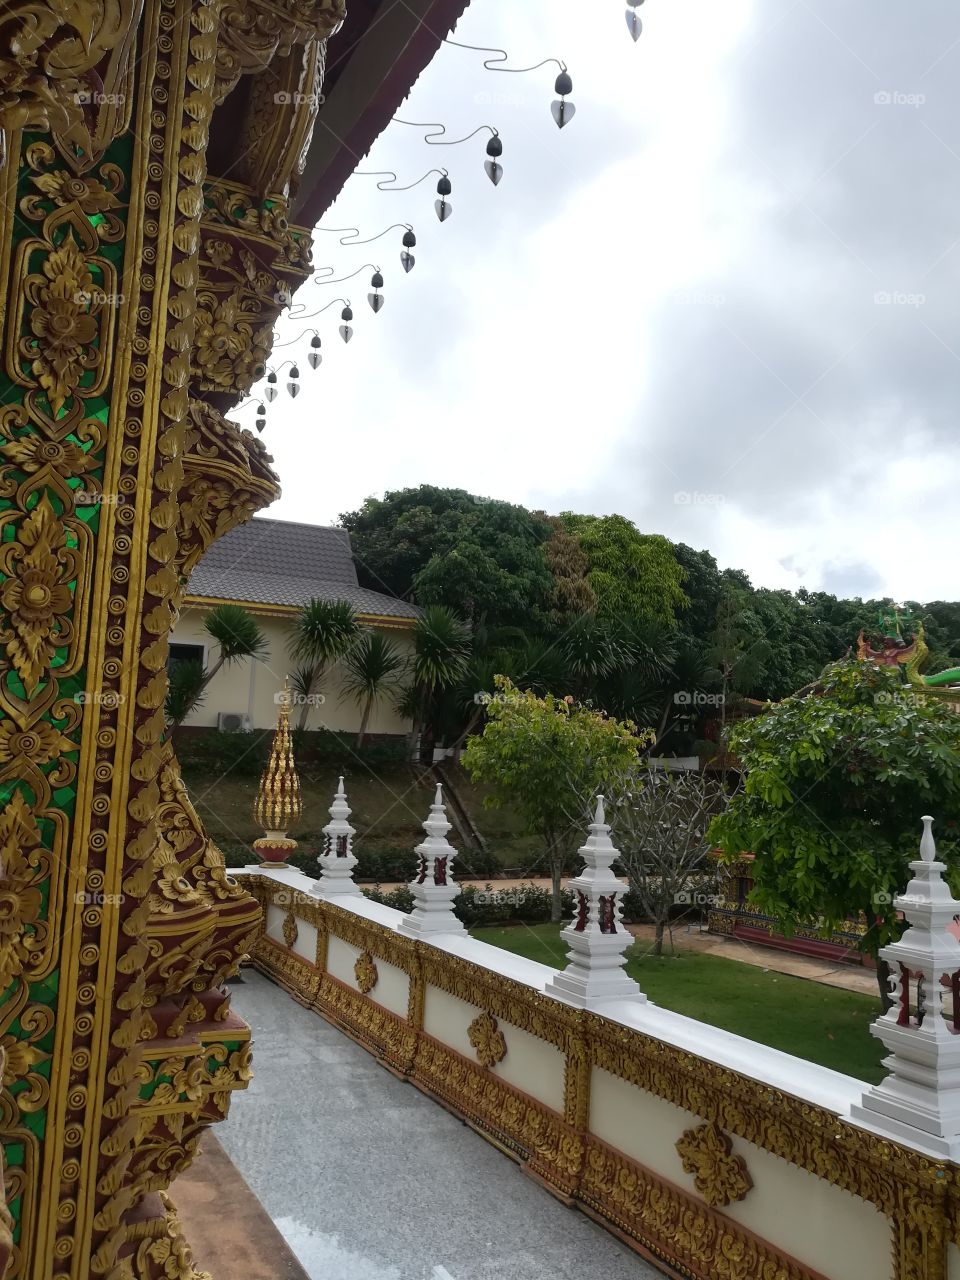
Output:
[{"xmin": 215, "ymin": 970, "xmax": 660, "ymax": 1280}]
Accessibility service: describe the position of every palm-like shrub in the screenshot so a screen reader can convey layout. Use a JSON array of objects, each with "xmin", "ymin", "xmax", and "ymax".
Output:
[
  {"xmin": 340, "ymin": 631, "xmax": 408, "ymax": 746},
  {"xmin": 406, "ymin": 605, "xmax": 471, "ymax": 759},
  {"xmin": 290, "ymin": 598, "xmax": 359, "ymax": 729},
  {"xmin": 164, "ymin": 604, "xmax": 267, "ymax": 728}
]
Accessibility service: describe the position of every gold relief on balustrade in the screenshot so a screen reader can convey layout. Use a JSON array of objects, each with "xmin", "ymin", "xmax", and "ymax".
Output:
[
  {"xmin": 248, "ymin": 882, "xmax": 952, "ymax": 1272},
  {"xmin": 583, "ymin": 1013, "xmax": 937, "ymax": 1221},
  {"xmin": 467, "ymin": 1011, "xmax": 506, "ymax": 1070},
  {"xmin": 324, "ymin": 899, "xmax": 416, "ymax": 971},
  {"xmin": 282, "ymin": 910, "xmax": 298, "ymax": 949},
  {"xmin": 255, "ymin": 933, "xmax": 321, "ymax": 1006},
  {"xmin": 675, "ymin": 1120, "xmax": 752, "ymax": 1208},
  {"xmin": 580, "ymin": 1140, "xmax": 816, "ymax": 1280},
  {"xmin": 317, "ymin": 974, "xmax": 416, "ymax": 1071},
  {"xmin": 412, "ymin": 1037, "xmax": 582, "ymax": 1193},
  {"xmin": 354, "ymin": 951, "xmax": 378, "ymax": 995}
]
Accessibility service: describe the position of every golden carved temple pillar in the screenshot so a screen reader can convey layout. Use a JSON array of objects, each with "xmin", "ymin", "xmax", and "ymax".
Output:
[{"xmin": 0, "ymin": 0, "xmax": 345, "ymax": 1275}]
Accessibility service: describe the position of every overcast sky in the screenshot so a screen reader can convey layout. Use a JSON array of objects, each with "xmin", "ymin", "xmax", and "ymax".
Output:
[{"xmin": 245, "ymin": 0, "xmax": 960, "ymax": 603}]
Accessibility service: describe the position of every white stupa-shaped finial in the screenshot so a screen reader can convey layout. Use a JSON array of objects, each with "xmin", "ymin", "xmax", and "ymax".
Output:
[
  {"xmin": 312, "ymin": 776, "xmax": 360, "ymax": 897},
  {"xmin": 851, "ymin": 816, "xmax": 960, "ymax": 1158},
  {"xmin": 544, "ymin": 794, "xmax": 645, "ymax": 1010},
  {"xmin": 398, "ymin": 784, "xmax": 465, "ymax": 936}
]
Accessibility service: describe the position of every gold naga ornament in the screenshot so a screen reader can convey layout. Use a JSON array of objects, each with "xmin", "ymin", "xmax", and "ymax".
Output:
[{"xmin": 253, "ymin": 681, "xmax": 303, "ymax": 868}]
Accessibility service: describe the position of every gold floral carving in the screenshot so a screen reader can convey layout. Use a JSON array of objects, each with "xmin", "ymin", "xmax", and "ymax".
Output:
[
  {"xmin": 0, "ymin": 495, "xmax": 80, "ymax": 693},
  {"xmin": 583, "ymin": 1012, "xmax": 942, "ymax": 1222},
  {"xmin": 193, "ymin": 287, "xmax": 274, "ymax": 395},
  {"xmin": 581, "ymin": 1139, "xmax": 815, "ymax": 1280},
  {"xmin": 202, "ymin": 179, "xmax": 312, "ymax": 270},
  {"xmin": 675, "ymin": 1121, "xmax": 752, "ymax": 1208},
  {"xmin": 254, "ymin": 934, "xmax": 321, "ymax": 1009},
  {"xmin": 0, "ymin": 793, "xmax": 50, "ymax": 990},
  {"xmin": 282, "ymin": 911, "xmax": 298, "ymax": 949},
  {"xmin": 234, "ymin": 39, "xmax": 325, "ymax": 198},
  {"xmin": 318, "ymin": 974, "xmax": 417, "ymax": 1073},
  {"xmin": 468, "ymin": 1012, "xmax": 506, "ymax": 1069},
  {"xmin": 213, "ymin": 0, "xmax": 346, "ymax": 106},
  {"xmin": 0, "ymin": 0, "xmax": 140, "ymax": 168},
  {"xmin": 178, "ymin": 399, "xmax": 279, "ymax": 578},
  {"xmin": 354, "ymin": 951, "xmax": 378, "ymax": 994},
  {"xmin": 413, "ymin": 1036, "xmax": 583, "ymax": 1195},
  {"xmin": 21, "ymin": 233, "xmax": 98, "ymax": 414}
]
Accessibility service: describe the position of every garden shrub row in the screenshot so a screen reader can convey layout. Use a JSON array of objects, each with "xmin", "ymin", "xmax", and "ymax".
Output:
[{"xmin": 177, "ymin": 729, "xmax": 408, "ymax": 777}]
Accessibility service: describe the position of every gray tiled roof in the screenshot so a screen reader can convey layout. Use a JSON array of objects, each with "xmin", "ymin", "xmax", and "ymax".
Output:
[{"xmin": 186, "ymin": 518, "xmax": 419, "ymax": 620}]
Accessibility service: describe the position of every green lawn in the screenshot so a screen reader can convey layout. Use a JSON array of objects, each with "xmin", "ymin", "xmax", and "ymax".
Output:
[{"xmin": 471, "ymin": 923, "xmax": 885, "ymax": 1083}]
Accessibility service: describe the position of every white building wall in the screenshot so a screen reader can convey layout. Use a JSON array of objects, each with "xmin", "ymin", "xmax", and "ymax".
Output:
[{"xmin": 171, "ymin": 606, "xmax": 415, "ymax": 733}]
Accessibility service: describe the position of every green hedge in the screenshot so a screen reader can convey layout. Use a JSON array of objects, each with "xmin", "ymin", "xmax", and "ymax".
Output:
[{"xmin": 176, "ymin": 729, "xmax": 407, "ymax": 777}]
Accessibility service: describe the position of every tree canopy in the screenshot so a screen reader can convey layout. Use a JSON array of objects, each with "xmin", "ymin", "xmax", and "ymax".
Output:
[
  {"xmin": 337, "ymin": 483, "xmax": 960, "ymax": 753},
  {"xmin": 708, "ymin": 657, "xmax": 960, "ymax": 1000},
  {"xmin": 462, "ymin": 676, "xmax": 645, "ymax": 919}
]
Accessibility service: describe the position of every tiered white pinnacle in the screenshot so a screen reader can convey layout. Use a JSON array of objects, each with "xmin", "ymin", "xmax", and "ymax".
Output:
[
  {"xmin": 544, "ymin": 796, "xmax": 644, "ymax": 1010},
  {"xmin": 398, "ymin": 785, "xmax": 466, "ymax": 936},
  {"xmin": 851, "ymin": 816, "xmax": 960, "ymax": 1157},
  {"xmin": 311, "ymin": 776, "xmax": 360, "ymax": 897}
]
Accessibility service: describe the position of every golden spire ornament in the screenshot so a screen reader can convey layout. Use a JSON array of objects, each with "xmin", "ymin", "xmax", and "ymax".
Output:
[{"xmin": 253, "ymin": 681, "xmax": 303, "ymax": 868}]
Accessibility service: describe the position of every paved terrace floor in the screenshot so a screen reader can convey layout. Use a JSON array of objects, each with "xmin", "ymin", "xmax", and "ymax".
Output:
[{"xmin": 213, "ymin": 970, "xmax": 660, "ymax": 1280}]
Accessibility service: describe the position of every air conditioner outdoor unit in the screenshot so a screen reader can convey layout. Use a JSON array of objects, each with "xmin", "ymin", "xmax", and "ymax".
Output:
[{"xmin": 218, "ymin": 711, "xmax": 251, "ymax": 733}]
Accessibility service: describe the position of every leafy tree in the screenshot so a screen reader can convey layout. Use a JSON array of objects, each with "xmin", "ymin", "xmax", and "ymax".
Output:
[
  {"xmin": 561, "ymin": 513, "xmax": 687, "ymax": 628},
  {"xmin": 463, "ymin": 676, "xmax": 646, "ymax": 920},
  {"xmin": 341, "ymin": 486, "xmax": 553, "ymax": 627},
  {"xmin": 709, "ymin": 657, "xmax": 960, "ymax": 1007},
  {"xmin": 406, "ymin": 605, "xmax": 471, "ymax": 761},
  {"xmin": 542, "ymin": 515, "xmax": 596, "ymax": 621},
  {"xmin": 165, "ymin": 604, "xmax": 267, "ymax": 728},
  {"xmin": 290, "ymin": 599, "xmax": 359, "ymax": 730},
  {"xmin": 339, "ymin": 631, "xmax": 408, "ymax": 747},
  {"xmin": 673, "ymin": 542, "xmax": 722, "ymax": 640},
  {"xmin": 607, "ymin": 763, "xmax": 739, "ymax": 954}
]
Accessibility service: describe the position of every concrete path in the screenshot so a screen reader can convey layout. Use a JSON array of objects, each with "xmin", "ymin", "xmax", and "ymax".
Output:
[
  {"xmin": 216, "ymin": 970, "xmax": 660, "ymax": 1280},
  {"xmin": 176, "ymin": 1131, "xmax": 312, "ymax": 1280}
]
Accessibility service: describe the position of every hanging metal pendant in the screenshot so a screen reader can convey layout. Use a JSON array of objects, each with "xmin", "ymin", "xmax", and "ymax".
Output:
[
  {"xmin": 484, "ymin": 159, "xmax": 503, "ymax": 186},
  {"xmin": 255, "ymin": 417, "xmax": 266, "ymax": 433},
  {"xmin": 551, "ymin": 99, "xmax": 575, "ymax": 128},
  {"xmin": 339, "ymin": 324, "xmax": 353, "ymax": 343},
  {"xmin": 435, "ymin": 198, "xmax": 453, "ymax": 222},
  {"xmin": 264, "ymin": 385, "xmax": 278, "ymax": 403},
  {"xmin": 307, "ymin": 351, "xmax": 322, "ymax": 369},
  {"xmin": 368, "ymin": 292, "xmax": 385, "ymax": 313},
  {"xmin": 626, "ymin": 9, "xmax": 642, "ymax": 39},
  {"xmin": 287, "ymin": 382, "xmax": 300, "ymax": 397},
  {"xmin": 401, "ymin": 250, "xmax": 415, "ymax": 273}
]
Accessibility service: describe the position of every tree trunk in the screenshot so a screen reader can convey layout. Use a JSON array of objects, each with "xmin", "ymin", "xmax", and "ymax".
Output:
[
  {"xmin": 449, "ymin": 707, "xmax": 483, "ymax": 755},
  {"xmin": 653, "ymin": 917, "xmax": 665, "ymax": 956},
  {"xmin": 356, "ymin": 694, "xmax": 372, "ymax": 748},
  {"xmin": 297, "ymin": 665, "xmax": 323, "ymax": 731}
]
